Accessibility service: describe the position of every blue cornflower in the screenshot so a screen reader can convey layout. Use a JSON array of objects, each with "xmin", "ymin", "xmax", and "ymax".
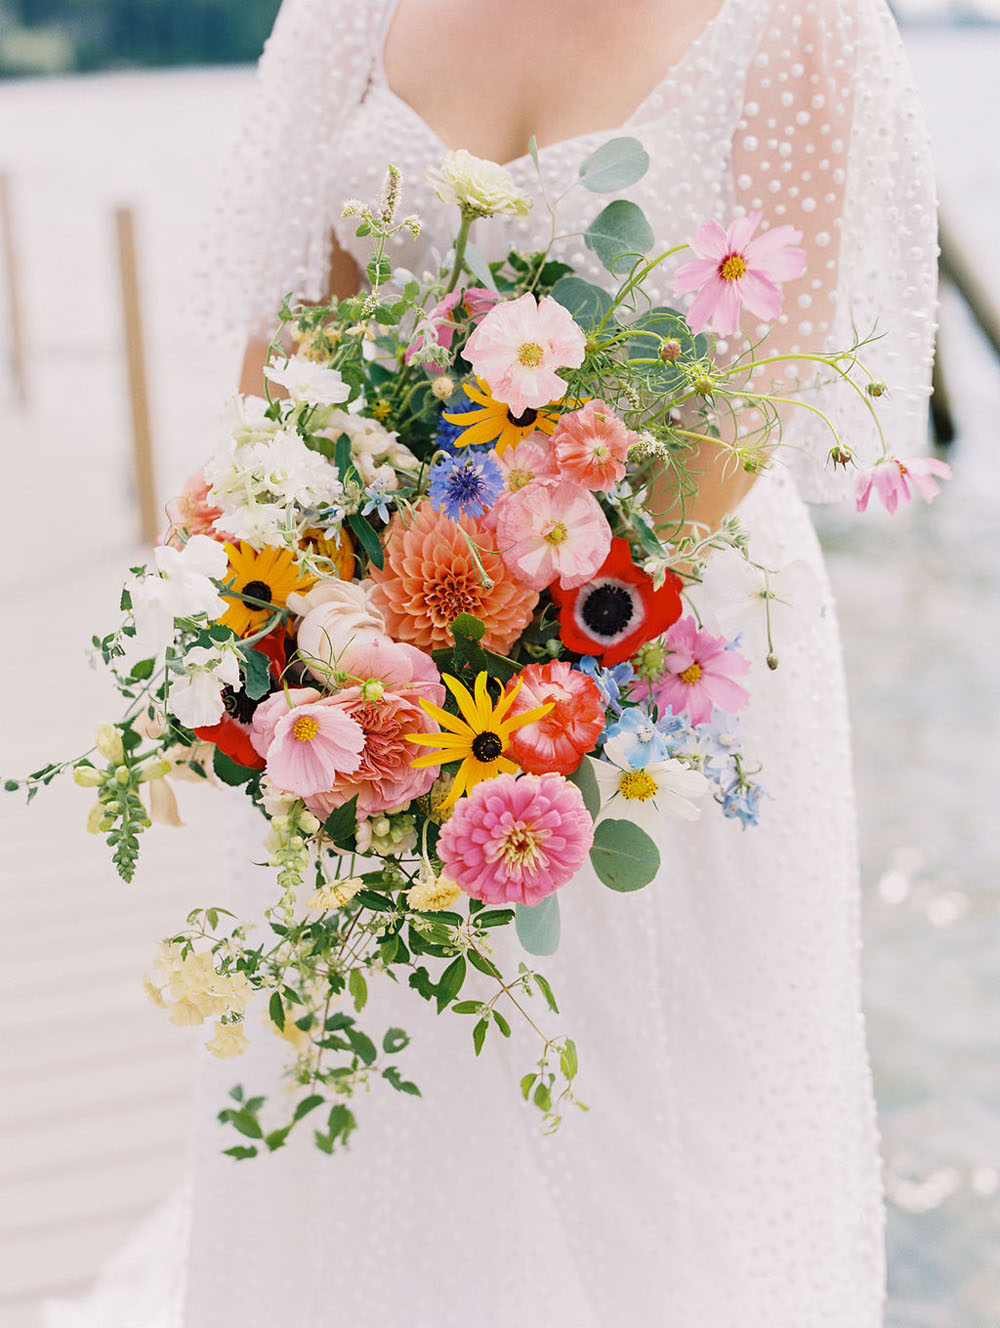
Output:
[
  {"xmin": 434, "ymin": 398, "xmax": 481, "ymax": 454},
  {"xmin": 361, "ymin": 480, "xmax": 392, "ymax": 524},
  {"xmin": 719, "ymin": 776, "xmax": 766, "ymax": 829},
  {"xmin": 427, "ymin": 450, "xmax": 503, "ymax": 520},
  {"xmin": 578, "ymin": 657, "xmax": 635, "ymax": 719},
  {"xmin": 603, "ymin": 707, "xmax": 689, "ymax": 769}
]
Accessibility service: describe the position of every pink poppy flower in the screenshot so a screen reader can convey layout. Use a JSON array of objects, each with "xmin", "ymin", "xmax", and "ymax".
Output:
[
  {"xmin": 551, "ymin": 399, "xmax": 636, "ymax": 491},
  {"xmin": 462, "ymin": 292, "xmax": 587, "ymax": 417},
  {"xmin": 652, "ymin": 617, "xmax": 750, "ymax": 726},
  {"xmin": 404, "ymin": 286, "xmax": 499, "ymax": 367},
  {"xmin": 254, "ymin": 694, "xmax": 366, "ymax": 798},
  {"xmin": 480, "ymin": 431, "xmax": 559, "ymax": 534},
  {"xmin": 854, "ymin": 456, "xmax": 952, "ymax": 515},
  {"xmin": 494, "ymin": 477, "xmax": 612, "ymax": 592},
  {"xmin": 338, "ymin": 636, "xmax": 444, "ymax": 702},
  {"xmin": 437, "ymin": 771, "xmax": 594, "ymax": 906},
  {"xmin": 672, "ymin": 211, "xmax": 806, "ymax": 337}
]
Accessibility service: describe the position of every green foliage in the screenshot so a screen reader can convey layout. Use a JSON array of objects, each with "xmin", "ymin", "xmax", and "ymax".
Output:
[
  {"xmin": 212, "ymin": 747, "xmax": 258, "ymax": 787},
  {"xmin": 549, "ymin": 275, "xmax": 614, "ymax": 328},
  {"xmin": 584, "ymin": 200, "xmax": 655, "ymax": 274},
  {"xmin": 589, "ymin": 818, "xmax": 661, "ymax": 891},
  {"xmin": 578, "ymin": 136, "xmax": 651, "ymax": 193},
  {"xmin": 566, "ymin": 759, "xmax": 601, "ymax": 819},
  {"xmin": 515, "ymin": 894, "xmax": 561, "ymax": 956},
  {"xmin": 346, "ymin": 512, "xmax": 384, "ymax": 570}
]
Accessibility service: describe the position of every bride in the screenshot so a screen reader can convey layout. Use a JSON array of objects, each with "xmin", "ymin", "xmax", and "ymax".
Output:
[{"xmin": 48, "ymin": 0, "xmax": 937, "ymax": 1324}]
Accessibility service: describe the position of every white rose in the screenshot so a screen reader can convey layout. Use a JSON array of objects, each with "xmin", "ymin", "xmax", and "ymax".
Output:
[
  {"xmin": 289, "ymin": 579, "xmax": 387, "ymax": 683},
  {"xmin": 426, "ymin": 149, "xmax": 532, "ymax": 218}
]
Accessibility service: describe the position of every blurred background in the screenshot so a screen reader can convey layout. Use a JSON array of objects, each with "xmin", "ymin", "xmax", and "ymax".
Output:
[{"xmin": 0, "ymin": 2, "xmax": 998, "ymax": 1326}]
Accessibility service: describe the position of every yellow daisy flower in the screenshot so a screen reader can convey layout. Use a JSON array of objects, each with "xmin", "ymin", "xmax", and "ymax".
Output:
[
  {"xmin": 443, "ymin": 378, "xmax": 562, "ymax": 456},
  {"xmin": 406, "ymin": 671, "xmax": 552, "ymax": 807},
  {"xmin": 220, "ymin": 542, "xmax": 315, "ymax": 637}
]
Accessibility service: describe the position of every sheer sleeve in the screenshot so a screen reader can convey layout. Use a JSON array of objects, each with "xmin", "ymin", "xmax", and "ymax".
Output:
[
  {"xmin": 195, "ymin": 0, "xmax": 391, "ymax": 340},
  {"xmin": 730, "ymin": 0, "xmax": 938, "ymax": 502}
]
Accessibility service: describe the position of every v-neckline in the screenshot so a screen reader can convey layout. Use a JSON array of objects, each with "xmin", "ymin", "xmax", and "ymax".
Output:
[{"xmin": 373, "ymin": 0, "xmax": 735, "ymax": 172}]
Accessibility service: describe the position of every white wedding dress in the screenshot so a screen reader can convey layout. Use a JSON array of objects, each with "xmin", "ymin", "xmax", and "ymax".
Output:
[{"xmin": 46, "ymin": 1, "xmax": 937, "ymax": 1324}]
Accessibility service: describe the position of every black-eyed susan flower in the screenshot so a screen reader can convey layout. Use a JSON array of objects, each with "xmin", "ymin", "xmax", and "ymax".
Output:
[
  {"xmin": 406, "ymin": 671, "xmax": 552, "ymax": 807},
  {"xmin": 442, "ymin": 378, "xmax": 562, "ymax": 456},
  {"xmin": 219, "ymin": 542, "xmax": 315, "ymax": 637}
]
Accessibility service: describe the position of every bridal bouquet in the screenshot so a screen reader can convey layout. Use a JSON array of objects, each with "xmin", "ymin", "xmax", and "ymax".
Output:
[{"xmin": 7, "ymin": 141, "xmax": 950, "ymax": 1157}]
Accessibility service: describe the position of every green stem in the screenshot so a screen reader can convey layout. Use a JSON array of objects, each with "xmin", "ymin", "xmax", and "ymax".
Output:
[{"xmin": 445, "ymin": 212, "xmax": 474, "ymax": 295}]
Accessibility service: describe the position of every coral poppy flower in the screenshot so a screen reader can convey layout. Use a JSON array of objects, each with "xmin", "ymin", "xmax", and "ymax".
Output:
[
  {"xmin": 551, "ymin": 538, "xmax": 683, "ymax": 666},
  {"xmin": 551, "ymin": 399, "xmax": 635, "ymax": 491},
  {"xmin": 504, "ymin": 660, "xmax": 606, "ymax": 776}
]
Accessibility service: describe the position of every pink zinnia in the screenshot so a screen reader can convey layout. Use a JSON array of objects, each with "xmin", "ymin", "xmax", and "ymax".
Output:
[
  {"xmin": 504, "ymin": 661, "xmax": 606, "ymax": 777},
  {"xmin": 494, "ymin": 477, "xmax": 611, "ymax": 592},
  {"xmin": 437, "ymin": 772, "xmax": 593, "ymax": 906},
  {"xmin": 653, "ymin": 617, "xmax": 751, "ymax": 726},
  {"xmin": 404, "ymin": 286, "xmax": 499, "ymax": 367},
  {"xmin": 253, "ymin": 693, "xmax": 366, "ymax": 798},
  {"xmin": 854, "ymin": 455, "xmax": 952, "ymax": 515},
  {"xmin": 673, "ymin": 211, "xmax": 806, "ymax": 337},
  {"xmin": 462, "ymin": 292, "xmax": 586, "ymax": 416},
  {"xmin": 551, "ymin": 399, "xmax": 636, "ymax": 491}
]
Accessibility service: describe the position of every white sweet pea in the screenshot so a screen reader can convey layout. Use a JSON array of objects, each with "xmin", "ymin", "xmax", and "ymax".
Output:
[
  {"xmin": 590, "ymin": 754, "xmax": 709, "ymax": 830},
  {"xmin": 264, "ymin": 354, "xmax": 351, "ymax": 407},
  {"xmin": 426, "ymin": 149, "xmax": 531, "ymax": 219},
  {"xmin": 126, "ymin": 535, "xmax": 229, "ymax": 663},
  {"xmin": 169, "ymin": 644, "xmax": 241, "ymax": 728},
  {"xmin": 694, "ymin": 547, "xmax": 818, "ymax": 659},
  {"xmin": 224, "ymin": 393, "xmax": 279, "ymax": 447}
]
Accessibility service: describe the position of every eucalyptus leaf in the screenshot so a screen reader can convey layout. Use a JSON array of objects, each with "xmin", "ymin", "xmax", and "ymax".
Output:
[
  {"xmin": 463, "ymin": 241, "xmax": 498, "ymax": 292},
  {"xmin": 589, "ymin": 818, "xmax": 660, "ymax": 892},
  {"xmin": 515, "ymin": 893, "xmax": 561, "ymax": 956},
  {"xmin": 578, "ymin": 136, "xmax": 650, "ymax": 193},
  {"xmin": 584, "ymin": 200, "xmax": 655, "ymax": 274},
  {"xmin": 567, "ymin": 758, "xmax": 600, "ymax": 820},
  {"xmin": 549, "ymin": 275, "xmax": 613, "ymax": 328}
]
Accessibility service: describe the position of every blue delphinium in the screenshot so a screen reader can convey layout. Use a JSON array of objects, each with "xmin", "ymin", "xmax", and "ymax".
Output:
[
  {"xmin": 719, "ymin": 775, "xmax": 766, "ymax": 828},
  {"xmin": 578, "ymin": 657, "xmax": 635, "ymax": 723},
  {"xmin": 427, "ymin": 450, "xmax": 503, "ymax": 520},
  {"xmin": 603, "ymin": 707, "xmax": 690, "ymax": 769},
  {"xmin": 697, "ymin": 710, "xmax": 744, "ymax": 783}
]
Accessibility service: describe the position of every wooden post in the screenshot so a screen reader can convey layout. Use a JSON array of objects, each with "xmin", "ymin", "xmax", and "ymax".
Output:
[
  {"xmin": 115, "ymin": 206, "xmax": 158, "ymax": 545},
  {"xmin": 939, "ymin": 215, "xmax": 1000, "ymax": 363},
  {"xmin": 0, "ymin": 173, "xmax": 28, "ymax": 408}
]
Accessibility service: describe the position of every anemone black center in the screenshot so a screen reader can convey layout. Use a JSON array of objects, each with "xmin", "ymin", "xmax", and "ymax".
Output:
[
  {"xmin": 242, "ymin": 579, "xmax": 272, "ymax": 603},
  {"xmin": 506, "ymin": 406, "xmax": 538, "ymax": 428},
  {"xmin": 581, "ymin": 583, "xmax": 634, "ymax": 638},
  {"xmin": 471, "ymin": 731, "xmax": 504, "ymax": 763},
  {"xmin": 222, "ymin": 684, "xmax": 258, "ymax": 725}
]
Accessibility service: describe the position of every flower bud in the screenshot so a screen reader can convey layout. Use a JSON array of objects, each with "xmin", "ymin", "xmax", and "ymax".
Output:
[
  {"xmin": 660, "ymin": 338, "xmax": 682, "ymax": 363},
  {"xmin": 86, "ymin": 802, "xmax": 107, "ymax": 834},
  {"xmin": 137, "ymin": 759, "xmax": 172, "ymax": 783},
  {"xmin": 74, "ymin": 764, "xmax": 105, "ymax": 788},
  {"xmin": 430, "ymin": 375, "xmax": 455, "ymax": 401},
  {"xmin": 114, "ymin": 765, "xmax": 131, "ymax": 786},
  {"xmin": 866, "ymin": 380, "xmax": 887, "ymax": 398},
  {"xmin": 360, "ymin": 678, "xmax": 385, "ymax": 703},
  {"xmin": 299, "ymin": 811, "xmax": 321, "ymax": 835},
  {"xmin": 95, "ymin": 723, "xmax": 124, "ymax": 765},
  {"xmin": 694, "ymin": 376, "xmax": 715, "ymax": 397}
]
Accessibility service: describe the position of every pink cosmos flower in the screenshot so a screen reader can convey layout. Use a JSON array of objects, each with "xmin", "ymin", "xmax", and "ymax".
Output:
[
  {"xmin": 551, "ymin": 399, "xmax": 636, "ymax": 491},
  {"xmin": 480, "ymin": 431, "xmax": 559, "ymax": 534},
  {"xmin": 404, "ymin": 286, "xmax": 499, "ymax": 367},
  {"xmin": 250, "ymin": 687, "xmax": 322, "ymax": 757},
  {"xmin": 652, "ymin": 617, "xmax": 751, "ymax": 726},
  {"xmin": 462, "ymin": 292, "xmax": 586, "ymax": 416},
  {"xmin": 673, "ymin": 211, "xmax": 806, "ymax": 337},
  {"xmin": 854, "ymin": 456, "xmax": 952, "ymax": 515},
  {"xmin": 437, "ymin": 772, "xmax": 594, "ymax": 906},
  {"xmin": 494, "ymin": 477, "xmax": 612, "ymax": 592},
  {"xmin": 252, "ymin": 692, "xmax": 366, "ymax": 798}
]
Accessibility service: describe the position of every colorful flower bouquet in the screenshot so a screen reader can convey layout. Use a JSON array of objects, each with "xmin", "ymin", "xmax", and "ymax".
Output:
[{"xmin": 7, "ymin": 141, "xmax": 950, "ymax": 1157}]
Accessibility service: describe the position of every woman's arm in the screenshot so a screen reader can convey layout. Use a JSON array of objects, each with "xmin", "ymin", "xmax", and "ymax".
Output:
[{"xmin": 238, "ymin": 230, "xmax": 363, "ymax": 397}]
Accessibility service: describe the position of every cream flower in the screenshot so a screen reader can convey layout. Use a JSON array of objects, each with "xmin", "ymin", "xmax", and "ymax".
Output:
[
  {"xmin": 264, "ymin": 354, "xmax": 351, "ymax": 407},
  {"xmin": 426, "ymin": 149, "xmax": 531, "ymax": 219},
  {"xmin": 306, "ymin": 876, "xmax": 365, "ymax": 910},
  {"xmin": 290, "ymin": 579, "xmax": 387, "ymax": 683},
  {"xmin": 154, "ymin": 945, "xmax": 253, "ymax": 1026},
  {"xmin": 407, "ymin": 872, "xmax": 462, "ymax": 913},
  {"xmin": 206, "ymin": 1022, "xmax": 250, "ymax": 1059},
  {"xmin": 169, "ymin": 644, "xmax": 242, "ymax": 729}
]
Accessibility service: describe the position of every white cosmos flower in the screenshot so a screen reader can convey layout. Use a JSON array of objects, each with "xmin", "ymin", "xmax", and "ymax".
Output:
[
  {"xmin": 126, "ymin": 535, "xmax": 229, "ymax": 663},
  {"xmin": 590, "ymin": 754, "xmax": 709, "ymax": 830},
  {"xmin": 264, "ymin": 354, "xmax": 351, "ymax": 407},
  {"xmin": 169, "ymin": 644, "xmax": 242, "ymax": 729},
  {"xmin": 426, "ymin": 149, "xmax": 531, "ymax": 219},
  {"xmin": 693, "ymin": 546, "xmax": 818, "ymax": 659}
]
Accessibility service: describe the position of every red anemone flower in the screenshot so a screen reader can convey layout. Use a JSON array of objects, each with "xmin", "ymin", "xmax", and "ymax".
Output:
[
  {"xmin": 550, "ymin": 538, "xmax": 683, "ymax": 666},
  {"xmin": 194, "ymin": 626, "xmax": 287, "ymax": 771}
]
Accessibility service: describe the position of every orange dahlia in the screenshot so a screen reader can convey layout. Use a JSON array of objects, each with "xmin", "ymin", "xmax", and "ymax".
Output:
[{"xmin": 368, "ymin": 502, "xmax": 538, "ymax": 654}]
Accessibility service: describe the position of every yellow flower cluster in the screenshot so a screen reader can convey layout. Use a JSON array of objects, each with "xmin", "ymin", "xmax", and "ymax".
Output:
[{"xmin": 145, "ymin": 943, "xmax": 253, "ymax": 1058}]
